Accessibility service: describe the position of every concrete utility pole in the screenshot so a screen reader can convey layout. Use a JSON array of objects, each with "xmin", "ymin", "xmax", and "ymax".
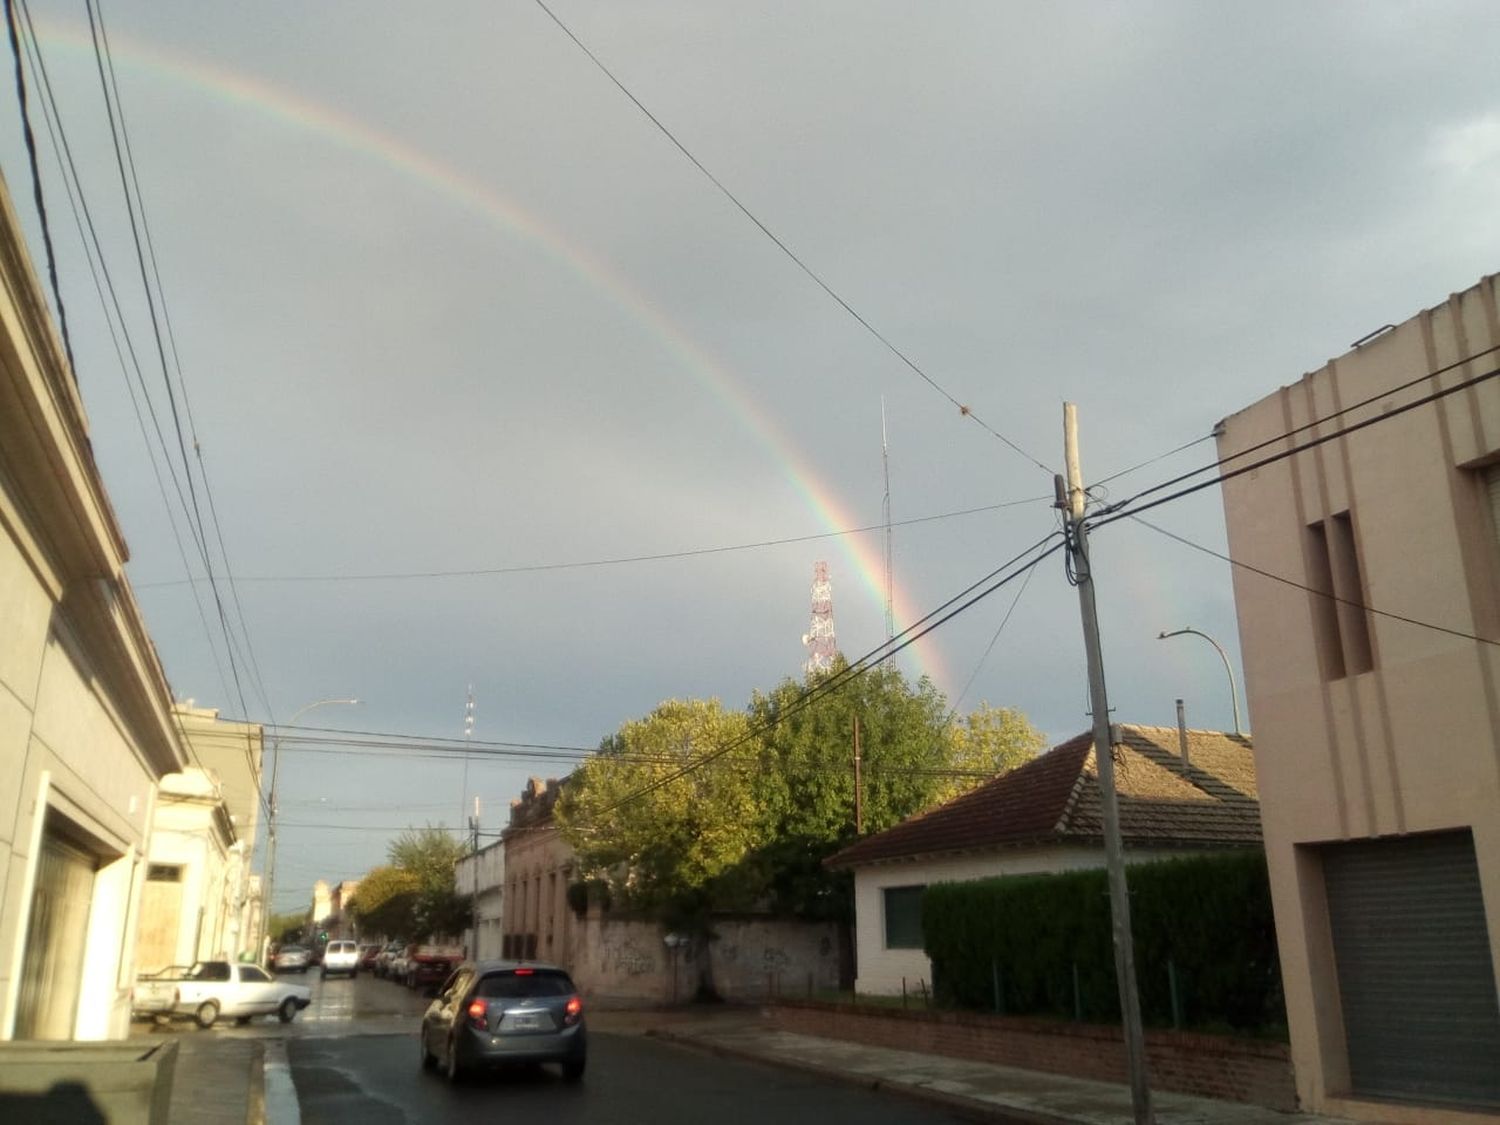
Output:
[
  {"xmin": 1058, "ymin": 403, "xmax": 1154, "ymax": 1125},
  {"xmin": 853, "ymin": 715, "xmax": 863, "ymax": 835},
  {"xmin": 468, "ymin": 797, "xmax": 480, "ymax": 958}
]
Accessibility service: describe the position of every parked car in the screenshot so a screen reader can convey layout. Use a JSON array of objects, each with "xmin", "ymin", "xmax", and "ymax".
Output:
[
  {"xmin": 273, "ymin": 945, "xmax": 311, "ymax": 973},
  {"xmin": 133, "ymin": 961, "xmax": 311, "ymax": 1028},
  {"xmin": 375, "ymin": 942, "xmax": 404, "ymax": 978},
  {"xmin": 357, "ymin": 944, "xmax": 382, "ymax": 971},
  {"xmin": 322, "ymin": 939, "xmax": 360, "ymax": 979},
  {"xmin": 406, "ymin": 945, "xmax": 465, "ymax": 990},
  {"xmin": 386, "ymin": 947, "xmax": 412, "ymax": 982},
  {"xmin": 419, "ymin": 961, "xmax": 585, "ymax": 1083}
]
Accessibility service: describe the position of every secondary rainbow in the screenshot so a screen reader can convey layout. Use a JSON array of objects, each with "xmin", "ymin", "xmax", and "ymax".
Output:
[{"xmin": 36, "ymin": 18, "xmax": 951, "ymax": 689}]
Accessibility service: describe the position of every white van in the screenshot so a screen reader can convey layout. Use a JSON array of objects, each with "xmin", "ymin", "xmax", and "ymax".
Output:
[{"xmin": 322, "ymin": 939, "xmax": 360, "ymax": 979}]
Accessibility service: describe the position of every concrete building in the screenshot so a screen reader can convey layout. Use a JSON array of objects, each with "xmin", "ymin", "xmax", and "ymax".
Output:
[
  {"xmin": 826, "ymin": 725, "xmax": 1261, "ymax": 996},
  {"xmin": 0, "ymin": 176, "xmax": 191, "ymax": 1039},
  {"xmin": 1217, "ymin": 273, "xmax": 1500, "ymax": 1117},
  {"xmin": 455, "ymin": 840, "xmax": 503, "ymax": 961},
  {"xmin": 502, "ymin": 777, "xmax": 574, "ymax": 963},
  {"xmin": 133, "ymin": 769, "xmax": 238, "ymax": 974}
]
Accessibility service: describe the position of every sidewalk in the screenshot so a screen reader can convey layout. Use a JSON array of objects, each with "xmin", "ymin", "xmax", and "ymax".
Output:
[
  {"xmin": 160, "ymin": 1035, "xmax": 264, "ymax": 1125},
  {"xmin": 631, "ymin": 1007, "xmax": 1363, "ymax": 1125}
]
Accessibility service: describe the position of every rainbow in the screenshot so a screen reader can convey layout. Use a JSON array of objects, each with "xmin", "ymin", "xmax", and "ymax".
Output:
[{"xmin": 35, "ymin": 17, "xmax": 950, "ymax": 690}]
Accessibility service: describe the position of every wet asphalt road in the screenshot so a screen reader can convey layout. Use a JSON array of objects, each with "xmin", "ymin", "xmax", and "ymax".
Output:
[{"xmin": 288, "ymin": 1029, "xmax": 966, "ymax": 1125}]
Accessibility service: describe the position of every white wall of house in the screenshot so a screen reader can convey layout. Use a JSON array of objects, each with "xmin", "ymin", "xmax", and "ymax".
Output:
[
  {"xmin": 455, "ymin": 842, "xmax": 504, "ymax": 960},
  {"xmin": 0, "ymin": 177, "xmax": 188, "ymax": 1041},
  {"xmin": 851, "ymin": 845, "xmax": 1198, "ymax": 996}
]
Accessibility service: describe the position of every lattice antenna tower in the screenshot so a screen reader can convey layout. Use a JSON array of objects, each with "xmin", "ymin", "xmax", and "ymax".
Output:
[
  {"xmin": 801, "ymin": 561, "xmax": 837, "ymax": 677},
  {"xmin": 459, "ymin": 684, "xmax": 475, "ymax": 829},
  {"xmin": 881, "ymin": 397, "xmax": 894, "ymax": 641}
]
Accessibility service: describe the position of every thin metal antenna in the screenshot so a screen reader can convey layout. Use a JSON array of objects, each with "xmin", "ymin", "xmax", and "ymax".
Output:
[
  {"xmin": 881, "ymin": 397, "xmax": 894, "ymax": 641},
  {"xmin": 460, "ymin": 684, "xmax": 475, "ymax": 828}
]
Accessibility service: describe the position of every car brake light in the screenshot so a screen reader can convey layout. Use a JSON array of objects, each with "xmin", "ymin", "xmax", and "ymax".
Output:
[
  {"xmin": 513, "ymin": 968, "xmax": 534, "ymax": 976},
  {"xmin": 467, "ymin": 998, "xmax": 488, "ymax": 1025},
  {"xmin": 563, "ymin": 995, "xmax": 582, "ymax": 1026}
]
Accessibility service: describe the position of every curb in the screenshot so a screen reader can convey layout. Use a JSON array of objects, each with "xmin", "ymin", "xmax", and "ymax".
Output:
[
  {"xmin": 647, "ymin": 1027, "xmax": 1078, "ymax": 1125},
  {"xmin": 261, "ymin": 1040, "xmax": 300, "ymax": 1125},
  {"xmin": 245, "ymin": 1040, "xmax": 266, "ymax": 1125}
]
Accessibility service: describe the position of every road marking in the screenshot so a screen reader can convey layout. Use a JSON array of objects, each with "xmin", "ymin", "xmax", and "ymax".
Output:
[{"xmin": 263, "ymin": 1039, "xmax": 301, "ymax": 1125}]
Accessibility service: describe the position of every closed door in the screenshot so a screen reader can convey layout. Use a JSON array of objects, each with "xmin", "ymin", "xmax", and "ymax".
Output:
[{"xmin": 14, "ymin": 832, "xmax": 97, "ymax": 1039}]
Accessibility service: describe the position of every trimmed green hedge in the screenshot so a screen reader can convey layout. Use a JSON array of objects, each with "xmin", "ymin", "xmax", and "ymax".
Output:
[{"xmin": 922, "ymin": 851, "xmax": 1284, "ymax": 1031}]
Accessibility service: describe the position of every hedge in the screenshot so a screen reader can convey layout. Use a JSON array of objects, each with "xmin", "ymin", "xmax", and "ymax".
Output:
[{"xmin": 921, "ymin": 851, "xmax": 1284, "ymax": 1031}]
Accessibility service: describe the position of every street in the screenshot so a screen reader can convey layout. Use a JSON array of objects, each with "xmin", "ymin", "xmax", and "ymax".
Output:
[{"xmin": 134, "ymin": 974, "xmax": 968, "ymax": 1123}]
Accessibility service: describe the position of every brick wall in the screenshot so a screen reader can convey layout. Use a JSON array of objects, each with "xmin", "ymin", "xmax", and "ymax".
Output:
[{"xmin": 769, "ymin": 1000, "xmax": 1298, "ymax": 1112}]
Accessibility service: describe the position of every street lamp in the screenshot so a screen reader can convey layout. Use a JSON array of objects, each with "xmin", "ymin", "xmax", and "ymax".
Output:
[
  {"xmin": 1157, "ymin": 628, "xmax": 1243, "ymax": 736},
  {"xmin": 261, "ymin": 698, "xmax": 359, "ymax": 960}
]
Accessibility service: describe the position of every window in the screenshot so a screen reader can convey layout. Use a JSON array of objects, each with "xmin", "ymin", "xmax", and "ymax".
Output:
[
  {"xmin": 882, "ymin": 885, "xmax": 926, "ymax": 949},
  {"xmin": 475, "ymin": 969, "xmax": 573, "ymax": 999},
  {"xmin": 1306, "ymin": 510, "xmax": 1373, "ymax": 678},
  {"xmin": 146, "ymin": 864, "xmax": 182, "ymax": 882},
  {"xmin": 241, "ymin": 966, "xmax": 270, "ymax": 983}
]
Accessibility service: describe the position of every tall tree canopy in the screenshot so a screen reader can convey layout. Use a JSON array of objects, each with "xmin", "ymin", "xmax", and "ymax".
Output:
[{"xmin": 349, "ymin": 826, "xmax": 469, "ymax": 941}]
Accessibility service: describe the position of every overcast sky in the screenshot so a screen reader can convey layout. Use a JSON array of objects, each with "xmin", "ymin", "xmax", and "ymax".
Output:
[{"xmin": 4, "ymin": 1, "xmax": 1497, "ymax": 910}]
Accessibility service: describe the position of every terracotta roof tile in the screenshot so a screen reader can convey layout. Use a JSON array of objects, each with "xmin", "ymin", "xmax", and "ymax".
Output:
[{"xmin": 825, "ymin": 724, "xmax": 1260, "ymax": 868}]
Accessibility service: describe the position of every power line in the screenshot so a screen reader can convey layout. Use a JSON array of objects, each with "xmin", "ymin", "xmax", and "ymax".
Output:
[
  {"xmin": 3, "ymin": 0, "xmax": 74, "ymax": 372},
  {"xmin": 132, "ymin": 494, "xmax": 1051, "ymax": 589},
  {"xmin": 1101, "ymin": 343, "xmax": 1500, "ymax": 519},
  {"xmin": 1093, "ymin": 364, "xmax": 1500, "ymax": 530},
  {"xmin": 530, "ymin": 0, "xmax": 1052, "ymax": 477},
  {"xmin": 948, "ymin": 553, "xmax": 1041, "ymax": 717},
  {"xmin": 1126, "ymin": 513, "xmax": 1499, "ymax": 648}
]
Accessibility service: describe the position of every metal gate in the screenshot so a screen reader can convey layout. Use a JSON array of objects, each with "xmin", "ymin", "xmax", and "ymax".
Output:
[
  {"xmin": 1323, "ymin": 830, "xmax": 1500, "ymax": 1108},
  {"xmin": 13, "ymin": 829, "xmax": 97, "ymax": 1039}
]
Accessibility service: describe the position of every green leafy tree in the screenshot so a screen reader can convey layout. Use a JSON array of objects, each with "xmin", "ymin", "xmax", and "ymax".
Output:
[
  {"xmin": 556, "ymin": 698, "xmax": 764, "ymax": 996},
  {"xmin": 384, "ymin": 826, "xmax": 469, "ymax": 941},
  {"xmin": 931, "ymin": 702, "xmax": 1046, "ymax": 805},
  {"xmin": 267, "ymin": 911, "xmax": 307, "ymax": 945},
  {"xmin": 348, "ymin": 865, "xmax": 420, "ymax": 940}
]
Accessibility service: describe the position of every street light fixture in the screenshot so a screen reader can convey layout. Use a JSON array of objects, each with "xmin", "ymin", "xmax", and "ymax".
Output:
[
  {"xmin": 1157, "ymin": 628, "xmax": 1243, "ymax": 736},
  {"xmin": 261, "ymin": 698, "xmax": 359, "ymax": 959}
]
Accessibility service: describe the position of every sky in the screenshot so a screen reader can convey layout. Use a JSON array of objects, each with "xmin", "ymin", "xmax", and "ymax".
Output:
[{"xmin": 3, "ymin": 1, "xmax": 1497, "ymax": 911}]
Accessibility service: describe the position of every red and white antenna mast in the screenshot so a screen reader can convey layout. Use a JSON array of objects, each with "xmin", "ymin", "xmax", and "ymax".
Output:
[{"xmin": 801, "ymin": 561, "xmax": 837, "ymax": 676}]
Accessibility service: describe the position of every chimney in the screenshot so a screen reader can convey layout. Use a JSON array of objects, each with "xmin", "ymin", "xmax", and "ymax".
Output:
[{"xmin": 1176, "ymin": 699, "xmax": 1190, "ymax": 769}]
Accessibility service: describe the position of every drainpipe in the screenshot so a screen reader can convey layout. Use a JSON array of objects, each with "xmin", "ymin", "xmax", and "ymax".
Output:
[{"xmin": 1175, "ymin": 699, "xmax": 1190, "ymax": 769}]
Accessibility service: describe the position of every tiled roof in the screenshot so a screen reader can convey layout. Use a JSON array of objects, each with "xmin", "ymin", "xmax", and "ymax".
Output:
[{"xmin": 825, "ymin": 724, "xmax": 1259, "ymax": 869}]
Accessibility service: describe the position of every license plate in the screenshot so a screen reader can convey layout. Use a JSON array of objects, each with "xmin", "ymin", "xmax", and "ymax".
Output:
[{"xmin": 508, "ymin": 1012, "xmax": 542, "ymax": 1031}]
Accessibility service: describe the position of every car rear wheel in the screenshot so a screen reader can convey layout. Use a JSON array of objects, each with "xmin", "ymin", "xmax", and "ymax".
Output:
[
  {"xmin": 561, "ymin": 1055, "xmax": 586, "ymax": 1084},
  {"xmin": 195, "ymin": 1000, "xmax": 219, "ymax": 1030},
  {"xmin": 278, "ymin": 997, "xmax": 298, "ymax": 1024}
]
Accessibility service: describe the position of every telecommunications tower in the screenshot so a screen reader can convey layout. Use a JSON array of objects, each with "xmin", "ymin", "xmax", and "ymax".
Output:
[{"xmin": 801, "ymin": 561, "xmax": 837, "ymax": 676}]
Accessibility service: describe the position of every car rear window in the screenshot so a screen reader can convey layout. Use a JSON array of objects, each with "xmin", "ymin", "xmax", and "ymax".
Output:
[
  {"xmin": 330, "ymin": 942, "xmax": 356, "ymax": 953},
  {"xmin": 474, "ymin": 970, "xmax": 573, "ymax": 999}
]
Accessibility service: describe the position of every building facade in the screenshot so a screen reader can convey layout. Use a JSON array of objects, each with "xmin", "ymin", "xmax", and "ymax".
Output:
[
  {"xmin": 501, "ymin": 777, "xmax": 574, "ymax": 963},
  {"xmin": 0, "ymin": 179, "xmax": 190, "ymax": 1040},
  {"xmin": 455, "ymin": 840, "xmax": 504, "ymax": 961},
  {"xmin": 1217, "ymin": 273, "xmax": 1500, "ymax": 1117}
]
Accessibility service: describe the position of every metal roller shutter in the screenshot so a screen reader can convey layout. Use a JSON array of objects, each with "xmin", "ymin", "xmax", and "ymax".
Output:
[{"xmin": 1323, "ymin": 830, "xmax": 1500, "ymax": 1108}]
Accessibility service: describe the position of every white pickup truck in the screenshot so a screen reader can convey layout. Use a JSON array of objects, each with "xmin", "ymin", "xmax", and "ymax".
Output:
[{"xmin": 132, "ymin": 961, "xmax": 312, "ymax": 1028}]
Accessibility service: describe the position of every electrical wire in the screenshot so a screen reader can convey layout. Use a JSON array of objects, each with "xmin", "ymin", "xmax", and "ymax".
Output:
[
  {"xmin": 132, "ymin": 494, "xmax": 1051, "ymax": 589},
  {"xmin": 530, "ymin": 0, "xmax": 1052, "ymax": 477},
  {"xmin": 947, "ymin": 554, "xmax": 1040, "ymax": 718},
  {"xmin": 1125, "ymin": 513, "xmax": 1499, "ymax": 648}
]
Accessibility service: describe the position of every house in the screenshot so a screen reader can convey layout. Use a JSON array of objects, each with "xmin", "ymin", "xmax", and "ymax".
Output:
[
  {"xmin": 501, "ymin": 777, "xmax": 574, "ymax": 963},
  {"xmin": 455, "ymin": 839, "xmax": 504, "ymax": 961},
  {"xmin": 0, "ymin": 175, "xmax": 193, "ymax": 1039},
  {"xmin": 825, "ymin": 724, "xmax": 1260, "ymax": 996},
  {"xmin": 134, "ymin": 768, "xmax": 240, "ymax": 973},
  {"xmin": 1216, "ymin": 273, "xmax": 1500, "ymax": 1117}
]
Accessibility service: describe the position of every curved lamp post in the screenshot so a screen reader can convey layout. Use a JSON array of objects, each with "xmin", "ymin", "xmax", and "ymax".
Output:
[
  {"xmin": 1157, "ymin": 628, "xmax": 1243, "ymax": 736},
  {"xmin": 261, "ymin": 698, "xmax": 359, "ymax": 958}
]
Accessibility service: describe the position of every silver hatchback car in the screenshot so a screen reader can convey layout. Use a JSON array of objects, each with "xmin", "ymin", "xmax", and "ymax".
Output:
[{"xmin": 419, "ymin": 961, "xmax": 585, "ymax": 1083}]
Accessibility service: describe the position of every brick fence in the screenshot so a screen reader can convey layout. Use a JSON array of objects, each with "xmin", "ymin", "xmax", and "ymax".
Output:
[{"xmin": 768, "ymin": 999, "xmax": 1298, "ymax": 1112}]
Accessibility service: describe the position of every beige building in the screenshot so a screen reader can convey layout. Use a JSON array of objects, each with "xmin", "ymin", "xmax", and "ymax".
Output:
[
  {"xmin": 0, "ymin": 176, "xmax": 190, "ymax": 1040},
  {"xmin": 502, "ymin": 777, "xmax": 574, "ymax": 963},
  {"xmin": 1217, "ymin": 273, "xmax": 1500, "ymax": 1117},
  {"xmin": 133, "ymin": 769, "xmax": 239, "ymax": 974}
]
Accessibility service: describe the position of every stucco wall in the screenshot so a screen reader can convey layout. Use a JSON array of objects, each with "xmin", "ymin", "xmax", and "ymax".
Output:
[
  {"xmin": 1217, "ymin": 274, "xmax": 1500, "ymax": 1117},
  {"xmin": 851, "ymin": 845, "xmax": 1199, "ymax": 995}
]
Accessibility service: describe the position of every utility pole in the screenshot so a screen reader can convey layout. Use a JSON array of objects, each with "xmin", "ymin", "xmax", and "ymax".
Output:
[
  {"xmin": 1057, "ymin": 403, "xmax": 1154, "ymax": 1125},
  {"xmin": 853, "ymin": 715, "xmax": 864, "ymax": 835},
  {"xmin": 468, "ymin": 797, "xmax": 480, "ymax": 958}
]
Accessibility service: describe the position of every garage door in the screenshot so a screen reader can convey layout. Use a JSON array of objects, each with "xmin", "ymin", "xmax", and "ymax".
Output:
[{"xmin": 1323, "ymin": 830, "xmax": 1500, "ymax": 1108}]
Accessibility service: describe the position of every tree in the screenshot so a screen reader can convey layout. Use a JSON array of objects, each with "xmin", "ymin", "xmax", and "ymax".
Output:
[
  {"xmin": 267, "ymin": 910, "xmax": 307, "ymax": 945},
  {"xmin": 931, "ymin": 702, "xmax": 1046, "ymax": 805},
  {"xmin": 348, "ymin": 865, "xmax": 420, "ymax": 940},
  {"xmin": 383, "ymin": 826, "xmax": 469, "ymax": 941},
  {"xmin": 555, "ymin": 698, "xmax": 764, "ymax": 997}
]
